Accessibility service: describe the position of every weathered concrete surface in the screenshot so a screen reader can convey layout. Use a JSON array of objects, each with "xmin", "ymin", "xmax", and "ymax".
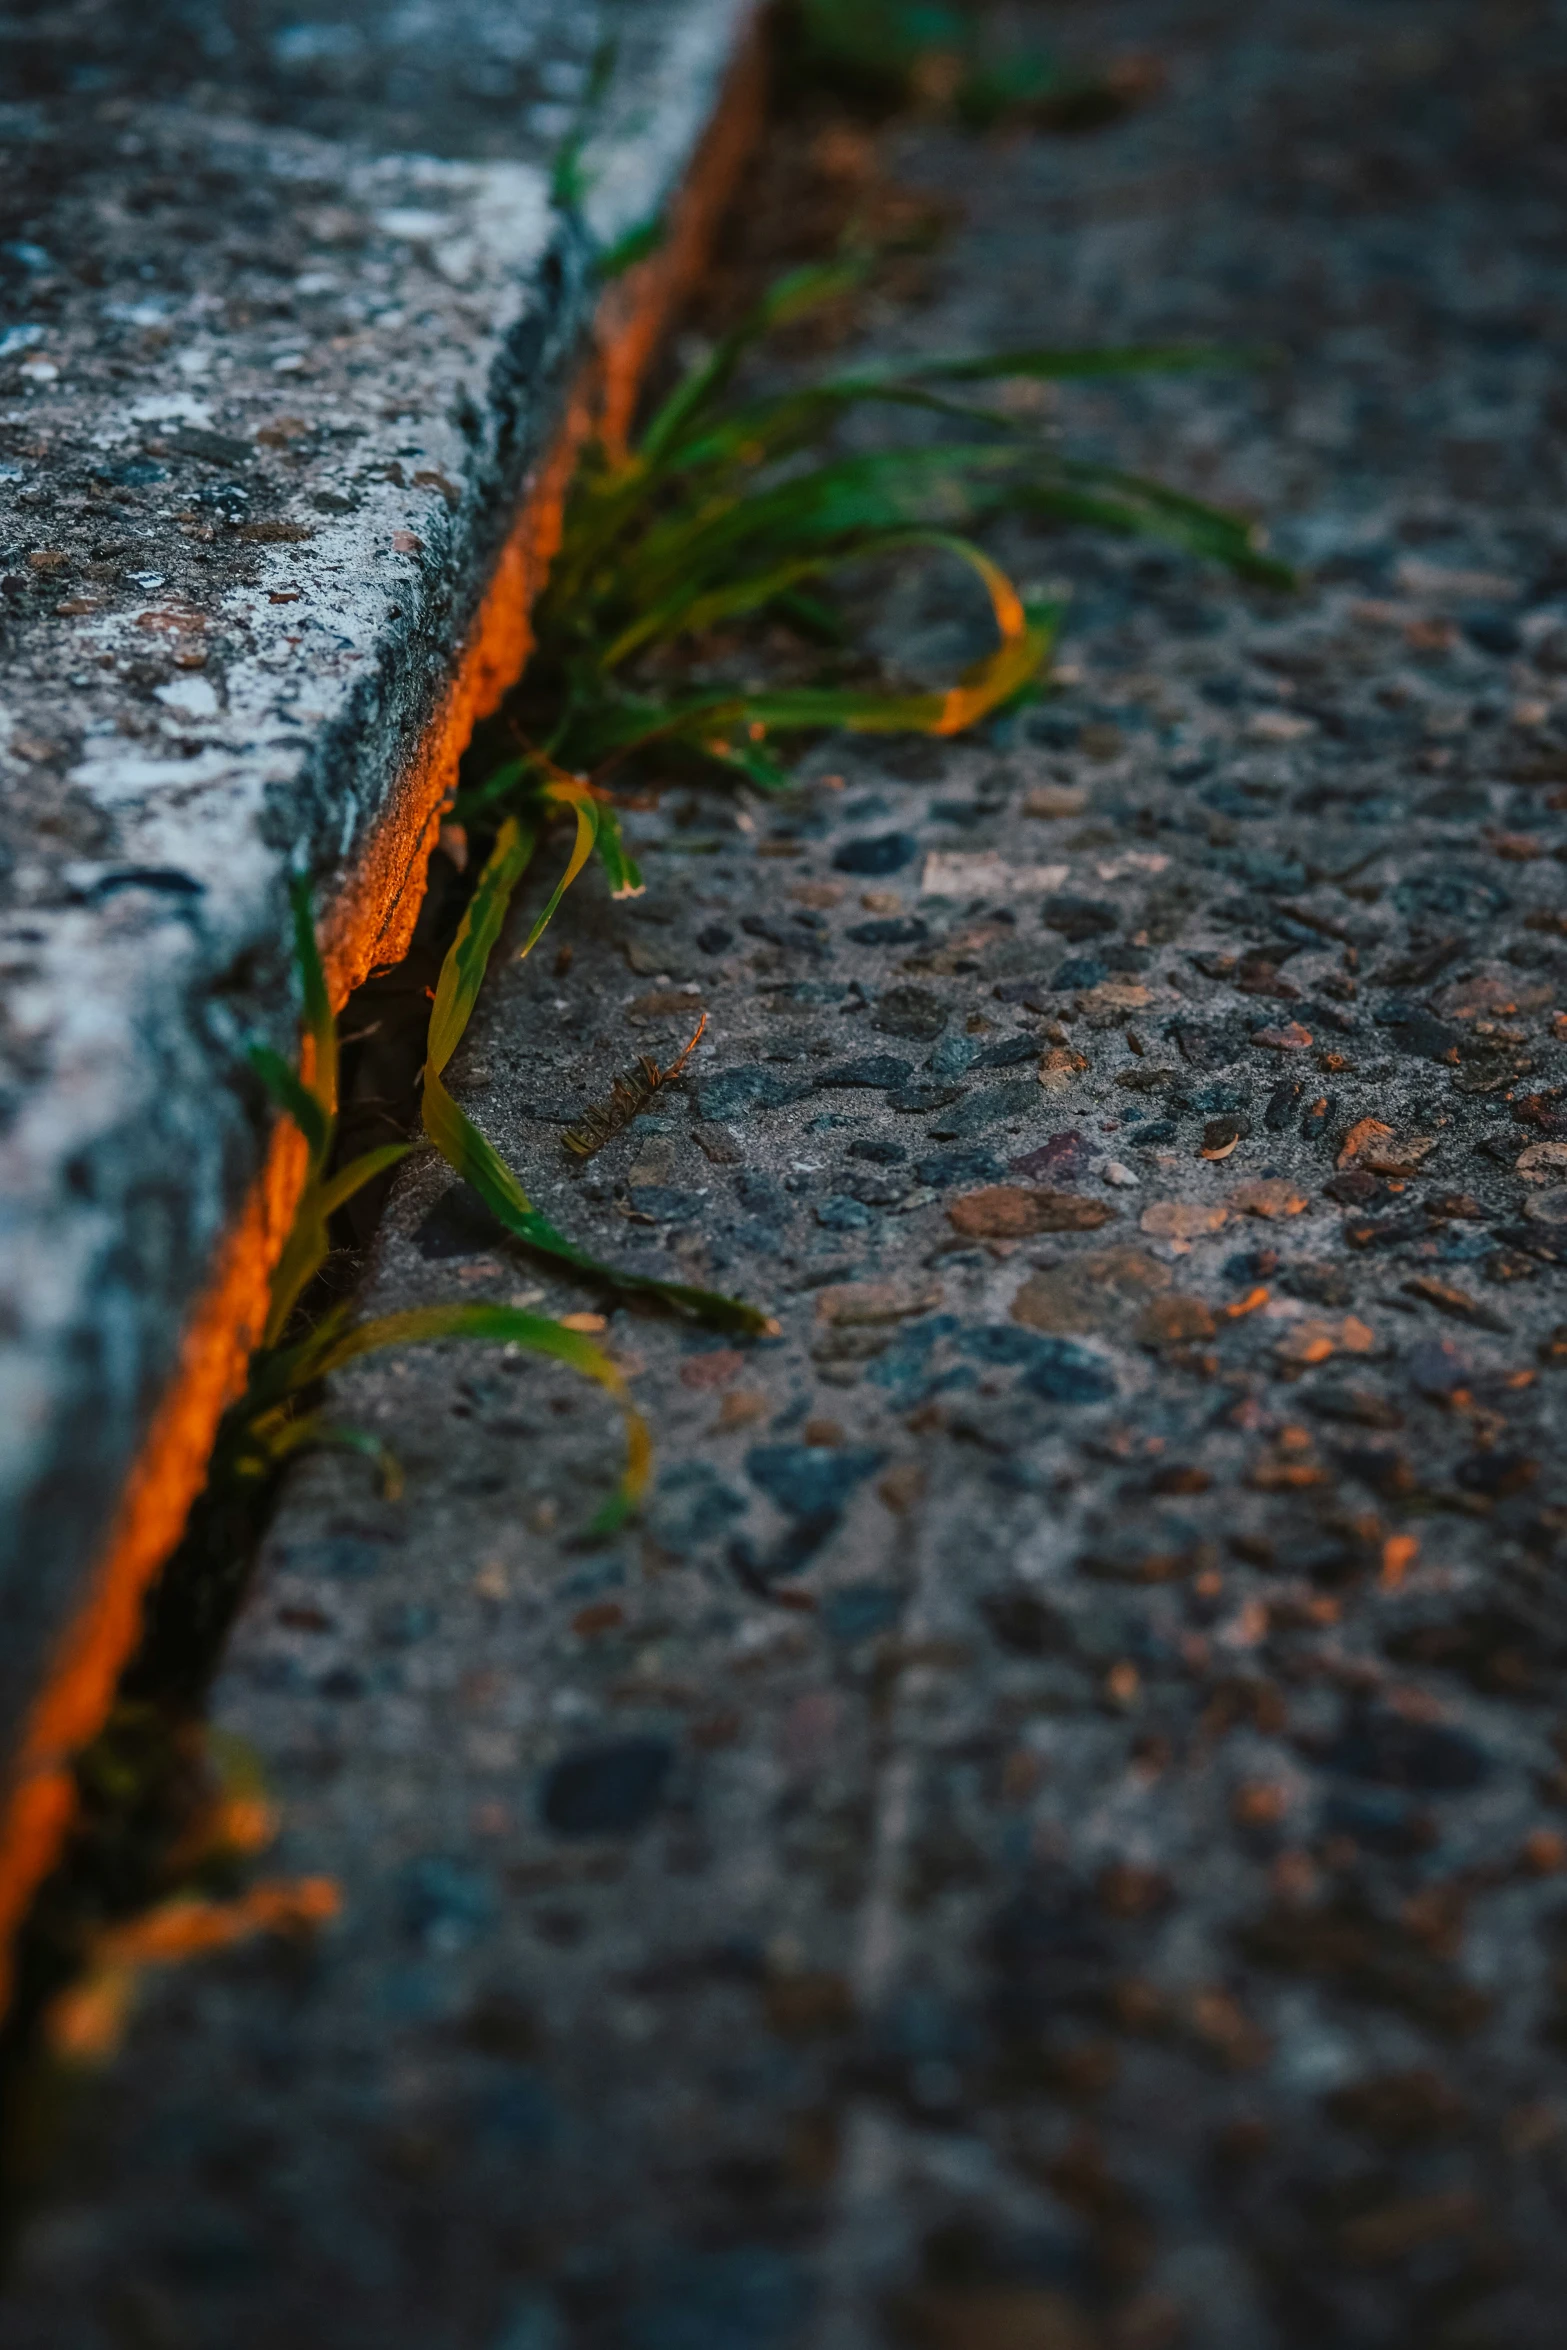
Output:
[
  {"xmin": 0, "ymin": 1, "xmax": 756, "ymax": 1814},
  {"xmin": 10, "ymin": 1, "xmax": 1567, "ymax": 2346}
]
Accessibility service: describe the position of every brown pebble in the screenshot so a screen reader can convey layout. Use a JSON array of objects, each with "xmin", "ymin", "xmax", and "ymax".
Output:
[
  {"xmin": 715, "ymin": 1390, "xmax": 768, "ymax": 1430},
  {"xmin": 949, "ymin": 1184, "xmax": 1115, "ymax": 1238},
  {"xmin": 877, "ymin": 1461, "xmax": 925, "ymax": 1514}
]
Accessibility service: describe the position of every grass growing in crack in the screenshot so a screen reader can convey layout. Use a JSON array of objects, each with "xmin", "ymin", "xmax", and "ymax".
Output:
[
  {"xmin": 240, "ymin": 873, "xmax": 658, "ymax": 1538},
  {"xmin": 0, "ymin": 19, "xmax": 1293, "ymax": 2239},
  {"xmin": 0, "ymin": 846, "xmax": 750, "ymax": 2202},
  {"xmin": 419, "ymin": 791, "xmax": 771, "ymax": 1336},
  {"xmin": 459, "ymin": 261, "xmax": 1288, "ymax": 813}
]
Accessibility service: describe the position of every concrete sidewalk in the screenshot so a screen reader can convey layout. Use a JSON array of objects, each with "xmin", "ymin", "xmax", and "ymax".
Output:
[
  {"xmin": 0, "ymin": 0, "xmax": 757, "ymax": 1927},
  {"xmin": 9, "ymin": 2, "xmax": 1567, "ymax": 2346}
]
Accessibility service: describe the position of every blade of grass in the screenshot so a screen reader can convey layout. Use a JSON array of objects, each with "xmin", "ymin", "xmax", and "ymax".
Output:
[
  {"xmin": 543, "ymin": 542, "xmax": 1058, "ymax": 772},
  {"xmin": 422, "ymin": 1057, "xmax": 770, "ymax": 1334},
  {"xmin": 250, "ymin": 1413, "xmax": 405, "ymax": 1501},
  {"xmin": 311, "ymin": 1303, "xmax": 650, "ymax": 1536},
  {"xmin": 486, "ymin": 248, "xmax": 1289, "ymax": 802},
  {"xmin": 636, "ymin": 261, "xmax": 868, "ymax": 468},
  {"xmin": 288, "ymin": 872, "xmax": 336, "ymax": 1143},
  {"xmin": 514, "ymin": 787, "xmax": 598, "ymax": 962},
  {"xmin": 246, "ymin": 1042, "xmax": 329, "ymax": 1162},
  {"xmin": 419, "ymin": 827, "xmax": 770, "ymax": 1333},
  {"xmin": 428, "ymin": 813, "xmax": 539, "ymax": 1076},
  {"xmin": 315, "ymin": 1142, "xmax": 418, "ymax": 1225}
]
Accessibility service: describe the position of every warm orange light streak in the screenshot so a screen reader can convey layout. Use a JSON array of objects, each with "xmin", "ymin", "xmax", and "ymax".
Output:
[
  {"xmin": 0, "ymin": 24, "xmax": 765, "ymax": 2008},
  {"xmin": 46, "ymin": 1879, "xmax": 341, "ymax": 2065}
]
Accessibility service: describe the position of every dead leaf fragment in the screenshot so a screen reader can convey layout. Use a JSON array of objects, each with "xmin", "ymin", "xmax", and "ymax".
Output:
[
  {"xmin": 1252, "ymin": 1022, "xmax": 1314, "ymax": 1052},
  {"xmin": 949, "ymin": 1185, "xmax": 1115, "ymax": 1239}
]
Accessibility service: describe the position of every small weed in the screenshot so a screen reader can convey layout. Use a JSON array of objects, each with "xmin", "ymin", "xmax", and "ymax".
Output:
[
  {"xmin": 461, "ymin": 263, "xmax": 1287, "ymax": 810},
  {"xmin": 0, "ymin": 21, "xmax": 1291, "ymax": 2217},
  {"xmin": 418, "ymin": 789, "xmax": 771, "ymax": 1334},
  {"xmin": 241, "ymin": 873, "xmax": 666, "ymax": 1538}
]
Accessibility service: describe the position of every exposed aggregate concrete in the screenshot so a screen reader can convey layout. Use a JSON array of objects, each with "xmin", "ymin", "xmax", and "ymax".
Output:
[
  {"xmin": 10, "ymin": 3, "xmax": 1567, "ymax": 2347},
  {"xmin": 0, "ymin": 0, "xmax": 755, "ymax": 1777}
]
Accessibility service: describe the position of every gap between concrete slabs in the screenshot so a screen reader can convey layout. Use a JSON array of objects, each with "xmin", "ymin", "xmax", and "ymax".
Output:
[{"xmin": 0, "ymin": 0, "xmax": 763, "ymax": 1992}]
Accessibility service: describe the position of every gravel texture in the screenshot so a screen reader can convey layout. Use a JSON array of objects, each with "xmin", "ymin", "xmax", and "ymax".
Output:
[
  {"xmin": 0, "ymin": 0, "xmax": 754, "ymax": 1783},
  {"xmin": 9, "ymin": 2, "xmax": 1567, "ymax": 2346}
]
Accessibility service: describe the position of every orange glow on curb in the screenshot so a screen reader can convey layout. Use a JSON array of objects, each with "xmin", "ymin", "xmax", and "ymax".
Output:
[
  {"xmin": 0, "ymin": 26, "xmax": 765, "ymax": 2011},
  {"xmin": 46, "ymin": 1879, "xmax": 341, "ymax": 2065}
]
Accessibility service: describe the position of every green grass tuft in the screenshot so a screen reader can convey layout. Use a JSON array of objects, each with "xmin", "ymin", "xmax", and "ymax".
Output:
[{"xmin": 460, "ymin": 262, "xmax": 1289, "ymax": 813}]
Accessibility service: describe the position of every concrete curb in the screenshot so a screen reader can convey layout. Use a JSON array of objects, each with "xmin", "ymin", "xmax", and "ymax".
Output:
[{"xmin": 0, "ymin": 0, "xmax": 761, "ymax": 1973}]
